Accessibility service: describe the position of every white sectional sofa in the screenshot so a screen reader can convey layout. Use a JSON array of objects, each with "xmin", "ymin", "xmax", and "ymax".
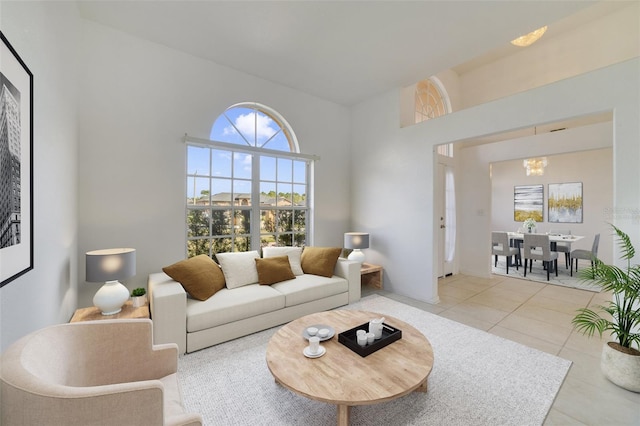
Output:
[{"xmin": 148, "ymin": 248, "xmax": 361, "ymax": 354}]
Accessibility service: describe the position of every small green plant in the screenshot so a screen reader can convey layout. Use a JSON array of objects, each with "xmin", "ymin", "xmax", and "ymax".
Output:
[
  {"xmin": 131, "ymin": 287, "xmax": 146, "ymax": 297},
  {"xmin": 523, "ymin": 218, "xmax": 536, "ymax": 231},
  {"xmin": 572, "ymin": 224, "xmax": 640, "ymax": 351}
]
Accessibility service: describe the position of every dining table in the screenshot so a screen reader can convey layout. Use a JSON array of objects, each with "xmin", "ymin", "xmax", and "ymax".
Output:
[{"xmin": 506, "ymin": 232, "xmax": 584, "ymax": 268}]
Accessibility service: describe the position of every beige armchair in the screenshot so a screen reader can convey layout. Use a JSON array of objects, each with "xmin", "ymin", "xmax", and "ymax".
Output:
[{"xmin": 1, "ymin": 319, "xmax": 202, "ymax": 426}]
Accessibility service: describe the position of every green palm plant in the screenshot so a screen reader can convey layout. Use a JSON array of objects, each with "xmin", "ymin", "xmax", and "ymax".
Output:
[{"xmin": 571, "ymin": 224, "xmax": 640, "ymax": 352}]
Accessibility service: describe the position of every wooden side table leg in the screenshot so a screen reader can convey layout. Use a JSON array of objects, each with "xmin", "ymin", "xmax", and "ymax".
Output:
[
  {"xmin": 337, "ymin": 404, "xmax": 351, "ymax": 426},
  {"xmin": 415, "ymin": 378, "xmax": 428, "ymax": 393},
  {"xmin": 360, "ymin": 267, "xmax": 383, "ymax": 289}
]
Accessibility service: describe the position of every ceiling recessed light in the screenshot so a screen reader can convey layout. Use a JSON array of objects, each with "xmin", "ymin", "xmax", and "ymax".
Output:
[{"xmin": 511, "ymin": 26, "xmax": 548, "ymax": 47}]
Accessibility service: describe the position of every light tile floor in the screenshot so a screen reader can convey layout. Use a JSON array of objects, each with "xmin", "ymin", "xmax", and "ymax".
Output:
[{"xmin": 362, "ymin": 273, "xmax": 640, "ymax": 425}]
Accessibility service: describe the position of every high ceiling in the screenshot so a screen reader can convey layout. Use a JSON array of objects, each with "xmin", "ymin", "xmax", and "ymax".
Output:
[{"xmin": 78, "ymin": 1, "xmax": 599, "ymax": 106}]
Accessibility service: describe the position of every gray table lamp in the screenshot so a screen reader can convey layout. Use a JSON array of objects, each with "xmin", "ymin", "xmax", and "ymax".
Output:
[
  {"xmin": 86, "ymin": 248, "xmax": 136, "ymax": 315},
  {"xmin": 344, "ymin": 232, "xmax": 369, "ymax": 263}
]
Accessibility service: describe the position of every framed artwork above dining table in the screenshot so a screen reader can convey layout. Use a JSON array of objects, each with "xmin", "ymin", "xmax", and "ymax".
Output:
[
  {"xmin": 548, "ymin": 182, "xmax": 583, "ymax": 223},
  {"xmin": 514, "ymin": 184, "xmax": 543, "ymax": 222}
]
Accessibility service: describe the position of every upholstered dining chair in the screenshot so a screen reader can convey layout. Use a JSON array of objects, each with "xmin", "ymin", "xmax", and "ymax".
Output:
[
  {"xmin": 522, "ymin": 233, "xmax": 558, "ymax": 281},
  {"xmin": 571, "ymin": 233, "xmax": 600, "ymax": 277},
  {"xmin": 1, "ymin": 319, "xmax": 202, "ymax": 426},
  {"xmin": 548, "ymin": 229, "xmax": 572, "ymax": 269},
  {"xmin": 492, "ymin": 231, "xmax": 519, "ymax": 274}
]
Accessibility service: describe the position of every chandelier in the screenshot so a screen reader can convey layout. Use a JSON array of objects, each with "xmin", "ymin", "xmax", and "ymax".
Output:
[
  {"xmin": 523, "ymin": 157, "xmax": 548, "ymax": 176},
  {"xmin": 511, "ymin": 26, "xmax": 548, "ymax": 47}
]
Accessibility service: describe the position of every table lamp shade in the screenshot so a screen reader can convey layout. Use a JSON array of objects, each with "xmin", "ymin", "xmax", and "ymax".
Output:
[
  {"xmin": 344, "ymin": 233, "xmax": 369, "ymax": 263},
  {"xmin": 86, "ymin": 248, "xmax": 136, "ymax": 315},
  {"xmin": 344, "ymin": 233, "xmax": 369, "ymax": 250}
]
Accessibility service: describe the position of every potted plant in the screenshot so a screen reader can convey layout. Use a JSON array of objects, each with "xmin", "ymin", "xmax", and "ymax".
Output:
[
  {"xmin": 571, "ymin": 224, "xmax": 640, "ymax": 392},
  {"xmin": 131, "ymin": 287, "xmax": 147, "ymax": 308},
  {"xmin": 523, "ymin": 218, "xmax": 536, "ymax": 233}
]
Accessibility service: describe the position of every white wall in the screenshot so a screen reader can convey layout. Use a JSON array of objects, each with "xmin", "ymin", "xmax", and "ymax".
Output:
[
  {"xmin": 490, "ymin": 146, "xmax": 613, "ymax": 265},
  {"xmin": 0, "ymin": 1, "xmax": 79, "ymax": 351},
  {"xmin": 352, "ymin": 89, "xmax": 437, "ymax": 302},
  {"xmin": 351, "ymin": 59, "xmax": 640, "ymax": 304},
  {"xmin": 77, "ymin": 21, "xmax": 352, "ymax": 307}
]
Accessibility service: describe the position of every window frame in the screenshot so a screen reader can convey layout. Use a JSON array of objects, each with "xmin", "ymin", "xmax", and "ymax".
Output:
[
  {"xmin": 415, "ymin": 77, "xmax": 449, "ymax": 123},
  {"xmin": 184, "ymin": 133, "xmax": 317, "ymax": 257}
]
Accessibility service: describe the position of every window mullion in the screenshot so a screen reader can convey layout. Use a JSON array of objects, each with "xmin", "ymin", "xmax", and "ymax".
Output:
[{"xmin": 251, "ymin": 153, "xmax": 260, "ymax": 250}]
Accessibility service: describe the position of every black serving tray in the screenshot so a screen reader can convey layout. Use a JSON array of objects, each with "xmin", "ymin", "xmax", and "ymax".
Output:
[{"xmin": 338, "ymin": 322, "xmax": 402, "ymax": 357}]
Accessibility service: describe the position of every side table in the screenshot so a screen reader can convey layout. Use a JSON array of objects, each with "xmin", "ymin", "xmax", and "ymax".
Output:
[
  {"xmin": 70, "ymin": 300, "xmax": 150, "ymax": 322},
  {"xmin": 360, "ymin": 263, "xmax": 383, "ymax": 289}
]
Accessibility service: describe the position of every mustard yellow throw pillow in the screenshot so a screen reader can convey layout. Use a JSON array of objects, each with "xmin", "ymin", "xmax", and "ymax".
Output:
[
  {"xmin": 255, "ymin": 256, "xmax": 296, "ymax": 285},
  {"xmin": 300, "ymin": 247, "xmax": 342, "ymax": 278},
  {"xmin": 163, "ymin": 254, "xmax": 226, "ymax": 301}
]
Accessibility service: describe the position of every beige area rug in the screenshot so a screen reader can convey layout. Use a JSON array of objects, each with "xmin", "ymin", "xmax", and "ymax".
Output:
[
  {"xmin": 178, "ymin": 295, "xmax": 571, "ymax": 425},
  {"xmin": 491, "ymin": 256, "xmax": 601, "ymax": 292}
]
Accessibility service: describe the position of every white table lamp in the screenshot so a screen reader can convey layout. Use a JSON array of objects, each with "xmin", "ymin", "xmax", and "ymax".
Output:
[
  {"xmin": 86, "ymin": 248, "xmax": 136, "ymax": 315},
  {"xmin": 344, "ymin": 232, "xmax": 369, "ymax": 263}
]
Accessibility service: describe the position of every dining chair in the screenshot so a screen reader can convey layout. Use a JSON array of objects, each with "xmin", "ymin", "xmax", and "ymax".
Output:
[
  {"xmin": 491, "ymin": 231, "xmax": 519, "ymax": 274},
  {"xmin": 522, "ymin": 233, "xmax": 558, "ymax": 281},
  {"xmin": 570, "ymin": 233, "xmax": 600, "ymax": 277},
  {"xmin": 549, "ymin": 229, "xmax": 571, "ymax": 269}
]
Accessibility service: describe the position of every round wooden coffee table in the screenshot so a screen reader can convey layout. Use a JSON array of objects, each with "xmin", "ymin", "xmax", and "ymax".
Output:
[{"xmin": 266, "ymin": 310, "xmax": 434, "ymax": 425}]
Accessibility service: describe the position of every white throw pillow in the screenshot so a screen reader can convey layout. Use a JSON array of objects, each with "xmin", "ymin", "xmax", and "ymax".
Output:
[
  {"xmin": 216, "ymin": 251, "xmax": 260, "ymax": 289},
  {"xmin": 262, "ymin": 247, "xmax": 304, "ymax": 276}
]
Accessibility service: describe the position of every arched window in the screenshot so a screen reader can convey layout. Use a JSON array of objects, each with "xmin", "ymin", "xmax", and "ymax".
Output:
[
  {"xmin": 415, "ymin": 78, "xmax": 448, "ymax": 123},
  {"xmin": 209, "ymin": 104, "xmax": 298, "ymax": 151},
  {"xmin": 186, "ymin": 103, "xmax": 313, "ymax": 256}
]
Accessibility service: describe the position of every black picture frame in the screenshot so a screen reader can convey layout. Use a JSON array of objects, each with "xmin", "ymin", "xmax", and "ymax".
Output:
[{"xmin": 1, "ymin": 31, "xmax": 34, "ymax": 287}]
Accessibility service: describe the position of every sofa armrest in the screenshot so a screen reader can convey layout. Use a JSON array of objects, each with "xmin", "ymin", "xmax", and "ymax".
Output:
[
  {"xmin": 148, "ymin": 273, "xmax": 188, "ymax": 354},
  {"xmin": 334, "ymin": 258, "xmax": 361, "ymax": 303}
]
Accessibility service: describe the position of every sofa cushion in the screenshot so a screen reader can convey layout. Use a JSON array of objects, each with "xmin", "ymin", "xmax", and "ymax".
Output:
[
  {"xmin": 185, "ymin": 284, "xmax": 285, "ymax": 332},
  {"xmin": 300, "ymin": 247, "xmax": 342, "ymax": 278},
  {"xmin": 271, "ymin": 274, "xmax": 348, "ymax": 307},
  {"xmin": 262, "ymin": 246, "xmax": 304, "ymax": 275},
  {"xmin": 255, "ymin": 256, "xmax": 296, "ymax": 285},
  {"xmin": 216, "ymin": 251, "xmax": 260, "ymax": 289},
  {"xmin": 162, "ymin": 255, "xmax": 225, "ymax": 301}
]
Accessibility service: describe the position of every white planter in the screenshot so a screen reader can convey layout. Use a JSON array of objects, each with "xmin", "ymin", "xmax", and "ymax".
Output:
[
  {"xmin": 601, "ymin": 342, "xmax": 640, "ymax": 392},
  {"xmin": 131, "ymin": 295, "xmax": 147, "ymax": 308}
]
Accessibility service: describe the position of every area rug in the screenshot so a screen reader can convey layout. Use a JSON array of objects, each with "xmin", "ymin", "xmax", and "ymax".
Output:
[
  {"xmin": 178, "ymin": 295, "xmax": 571, "ymax": 425},
  {"xmin": 491, "ymin": 256, "xmax": 600, "ymax": 292}
]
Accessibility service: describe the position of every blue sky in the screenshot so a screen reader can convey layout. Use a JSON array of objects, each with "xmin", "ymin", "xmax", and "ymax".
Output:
[{"xmin": 187, "ymin": 108, "xmax": 306, "ymax": 201}]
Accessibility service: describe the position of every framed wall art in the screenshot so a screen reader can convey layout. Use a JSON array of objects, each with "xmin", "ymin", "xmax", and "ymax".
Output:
[
  {"xmin": 548, "ymin": 182, "xmax": 583, "ymax": 223},
  {"xmin": 1, "ymin": 31, "xmax": 33, "ymax": 287},
  {"xmin": 514, "ymin": 184, "xmax": 543, "ymax": 222}
]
